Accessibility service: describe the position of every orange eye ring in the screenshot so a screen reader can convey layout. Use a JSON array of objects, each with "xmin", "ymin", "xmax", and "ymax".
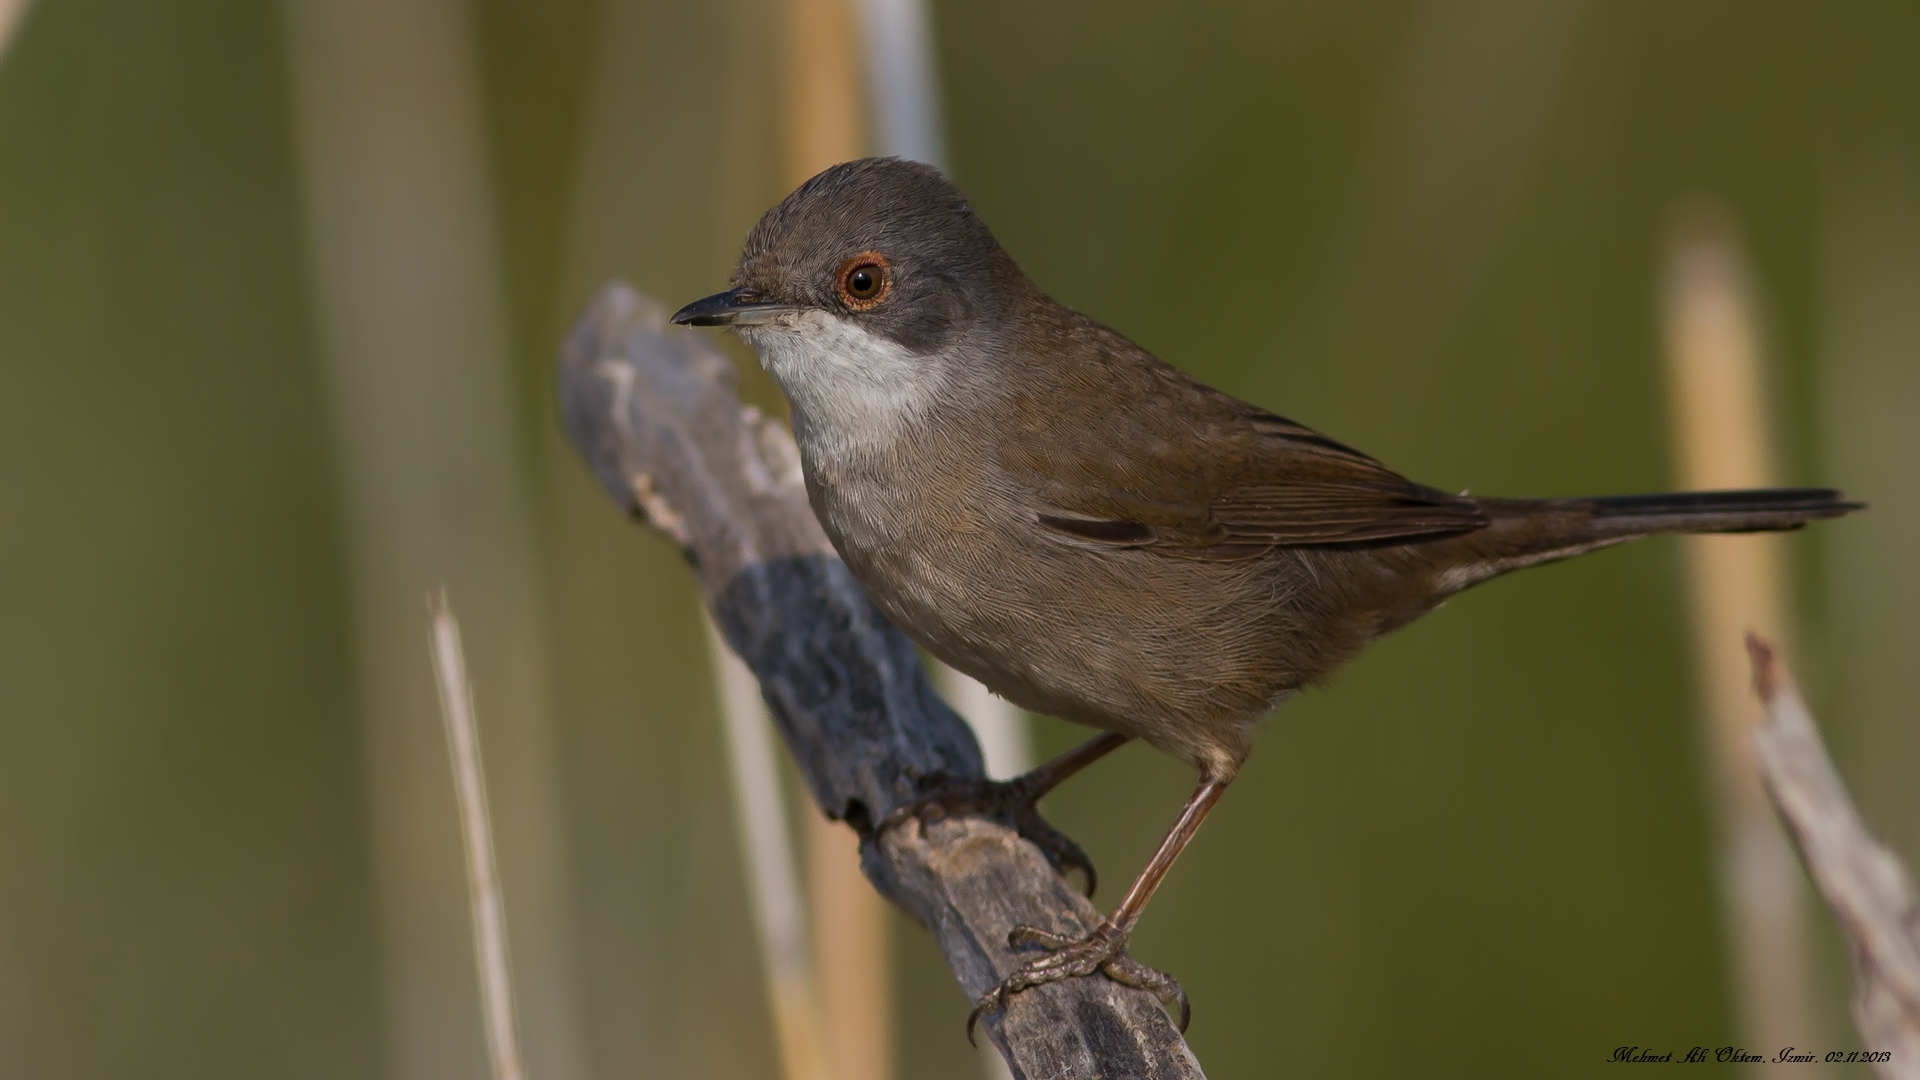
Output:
[{"xmin": 836, "ymin": 252, "xmax": 891, "ymax": 310}]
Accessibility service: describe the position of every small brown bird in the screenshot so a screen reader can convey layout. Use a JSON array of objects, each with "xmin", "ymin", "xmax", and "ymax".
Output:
[{"xmin": 673, "ymin": 157, "xmax": 1860, "ymax": 1030}]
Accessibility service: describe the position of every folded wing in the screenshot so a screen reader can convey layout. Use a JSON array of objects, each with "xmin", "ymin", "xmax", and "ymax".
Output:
[{"xmin": 1015, "ymin": 381, "xmax": 1487, "ymax": 560}]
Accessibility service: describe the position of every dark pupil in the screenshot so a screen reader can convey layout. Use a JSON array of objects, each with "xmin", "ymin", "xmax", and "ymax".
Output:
[{"xmin": 849, "ymin": 269, "xmax": 875, "ymax": 297}]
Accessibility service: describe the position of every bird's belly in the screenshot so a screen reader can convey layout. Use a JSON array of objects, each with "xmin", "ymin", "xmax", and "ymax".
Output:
[{"xmin": 808, "ymin": 467, "xmax": 1316, "ymax": 773}]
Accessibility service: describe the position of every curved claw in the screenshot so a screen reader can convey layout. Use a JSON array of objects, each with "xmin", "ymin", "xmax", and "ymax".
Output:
[
  {"xmin": 1101, "ymin": 953, "xmax": 1192, "ymax": 1032},
  {"xmin": 964, "ymin": 989, "xmax": 1001, "ymax": 1047}
]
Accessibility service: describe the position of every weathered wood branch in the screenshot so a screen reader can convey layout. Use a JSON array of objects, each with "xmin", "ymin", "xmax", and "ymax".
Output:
[
  {"xmin": 559, "ymin": 282, "xmax": 1204, "ymax": 1079},
  {"xmin": 1748, "ymin": 635, "xmax": 1920, "ymax": 1079}
]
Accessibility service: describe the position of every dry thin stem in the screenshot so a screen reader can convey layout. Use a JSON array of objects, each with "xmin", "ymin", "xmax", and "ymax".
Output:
[
  {"xmin": 1748, "ymin": 634, "xmax": 1920, "ymax": 1079},
  {"xmin": 1663, "ymin": 207, "xmax": 1823, "ymax": 1051},
  {"xmin": 429, "ymin": 591, "xmax": 526, "ymax": 1080},
  {"xmin": 283, "ymin": 2, "xmax": 584, "ymax": 1072},
  {"xmin": 777, "ymin": 8, "xmax": 891, "ymax": 1075},
  {"xmin": 705, "ymin": 615, "xmax": 832, "ymax": 1080},
  {"xmin": 0, "ymin": 0, "xmax": 32, "ymax": 66}
]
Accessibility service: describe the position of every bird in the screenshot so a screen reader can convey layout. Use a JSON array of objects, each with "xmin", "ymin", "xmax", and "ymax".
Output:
[{"xmin": 670, "ymin": 156, "xmax": 1862, "ymax": 1033}]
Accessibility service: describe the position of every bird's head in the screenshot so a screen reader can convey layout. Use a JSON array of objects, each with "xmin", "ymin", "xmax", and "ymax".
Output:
[{"xmin": 672, "ymin": 158, "xmax": 1029, "ymax": 415}]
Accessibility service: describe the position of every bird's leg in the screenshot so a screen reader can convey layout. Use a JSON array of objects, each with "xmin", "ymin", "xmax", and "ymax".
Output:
[
  {"xmin": 879, "ymin": 731, "xmax": 1130, "ymax": 894},
  {"xmin": 967, "ymin": 775, "xmax": 1230, "ymax": 1041}
]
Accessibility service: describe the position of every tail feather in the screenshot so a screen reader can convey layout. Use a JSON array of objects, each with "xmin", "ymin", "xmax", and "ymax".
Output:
[
  {"xmin": 1433, "ymin": 487, "xmax": 1865, "ymax": 594},
  {"xmin": 1578, "ymin": 487, "xmax": 1864, "ymax": 536}
]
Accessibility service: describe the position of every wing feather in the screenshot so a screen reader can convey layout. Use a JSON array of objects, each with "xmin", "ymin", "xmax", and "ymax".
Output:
[{"xmin": 997, "ymin": 310, "xmax": 1489, "ymax": 558}]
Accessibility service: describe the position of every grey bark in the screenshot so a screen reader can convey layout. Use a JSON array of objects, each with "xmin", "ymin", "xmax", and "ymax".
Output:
[{"xmin": 559, "ymin": 282, "xmax": 1205, "ymax": 1079}]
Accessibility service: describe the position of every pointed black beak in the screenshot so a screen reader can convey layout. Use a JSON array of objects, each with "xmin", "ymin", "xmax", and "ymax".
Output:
[{"xmin": 669, "ymin": 289, "xmax": 798, "ymax": 327}]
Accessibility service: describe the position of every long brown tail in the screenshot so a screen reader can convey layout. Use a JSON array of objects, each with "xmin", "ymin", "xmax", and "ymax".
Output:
[
  {"xmin": 1560, "ymin": 487, "xmax": 1863, "ymax": 537},
  {"xmin": 1435, "ymin": 487, "xmax": 1863, "ymax": 593}
]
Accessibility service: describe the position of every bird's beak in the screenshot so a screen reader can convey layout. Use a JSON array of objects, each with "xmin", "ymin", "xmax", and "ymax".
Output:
[{"xmin": 669, "ymin": 289, "xmax": 798, "ymax": 327}]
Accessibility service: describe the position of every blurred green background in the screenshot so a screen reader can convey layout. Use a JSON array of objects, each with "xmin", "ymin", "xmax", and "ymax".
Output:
[{"xmin": 1, "ymin": 0, "xmax": 1915, "ymax": 1077}]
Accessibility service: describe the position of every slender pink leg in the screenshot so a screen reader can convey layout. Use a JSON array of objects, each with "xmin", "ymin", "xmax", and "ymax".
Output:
[{"xmin": 970, "ymin": 774, "xmax": 1232, "ymax": 1040}]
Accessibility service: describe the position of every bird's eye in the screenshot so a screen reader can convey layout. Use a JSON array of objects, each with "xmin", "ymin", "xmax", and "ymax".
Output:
[{"xmin": 836, "ymin": 252, "xmax": 891, "ymax": 310}]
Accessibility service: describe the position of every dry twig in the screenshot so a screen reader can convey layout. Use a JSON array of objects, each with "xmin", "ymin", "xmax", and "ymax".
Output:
[
  {"xmin": 1663, "ymin": 207, "xmax": 1823, "ymax": 1050},
  {"xmin": 1748, "ymin": 634, "xmax": 1920, "ymax": 1079},
  {"xmin": 429, "ymin": 593, "xmax": 527, "ymax": 1080},
  {"xmin": 0, "ymin": 0, "xmax": 31, "ymax": 66}
]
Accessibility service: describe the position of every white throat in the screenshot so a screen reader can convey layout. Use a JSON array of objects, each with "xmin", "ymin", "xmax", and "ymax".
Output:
[{"xmin": 743, "ymin": 310, "xmax": 946, "ymax": 460}]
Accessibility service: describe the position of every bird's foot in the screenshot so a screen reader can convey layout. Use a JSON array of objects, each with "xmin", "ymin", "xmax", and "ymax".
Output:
[
  {"xmin": 966, "ymin": 923, "xmax": 1190, "ymax": 1044},
  {"xmin": 878, "ymin": 775, "xmax": 1098, "ymax": 895}
]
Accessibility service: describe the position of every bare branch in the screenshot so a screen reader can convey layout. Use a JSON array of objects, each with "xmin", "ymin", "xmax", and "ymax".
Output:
[
  {"xmin": 558, "ymin": 283, "xmax": 1205, "ymax": 1079},
  {"xmin": 1748, "ymin": 634, "xmax": 1920, "ymax": 1078}
]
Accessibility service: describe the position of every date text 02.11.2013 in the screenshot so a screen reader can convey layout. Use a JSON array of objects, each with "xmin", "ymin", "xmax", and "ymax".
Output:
[{"xmin": 1609, "ymin": 1045, "xmax": 1893, "ymax": 1065}]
